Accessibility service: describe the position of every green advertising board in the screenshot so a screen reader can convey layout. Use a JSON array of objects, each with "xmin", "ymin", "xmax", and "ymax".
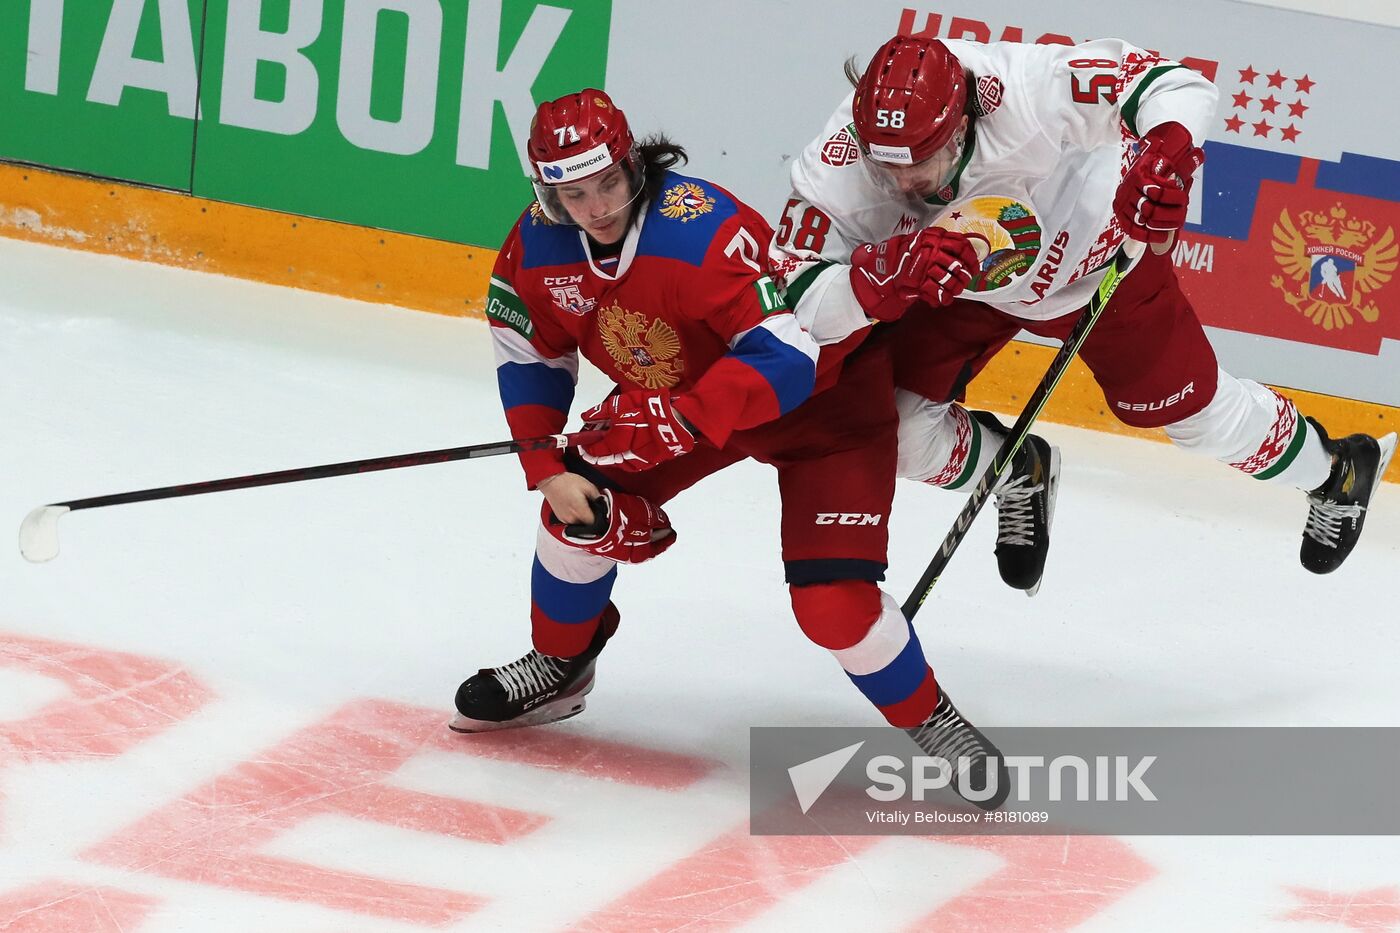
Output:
[
  {"xmin": 0, "ymin": 0, "xmax": 612, "ymax": 246},
  {"xmin": 194, "ymin": 0, "xmax": 611, "ymax": 244},
  {"xmin": 0, "ymin": 0, "xmax": 206, "ymax": 190}
]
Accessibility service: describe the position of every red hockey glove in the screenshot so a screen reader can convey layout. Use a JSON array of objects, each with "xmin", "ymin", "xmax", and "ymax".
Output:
[
  {"xmin": 578, "ymin": 390, "xmax": 697, "ymax": 472},
  {"xmin": 850, "ymin": 226, "xmax": 978, "ymax": 320},
  {"xmin": 1113, "ymin": 121, "xmax": 1205, "ymax": 246},
  {"xmin": 543, "ymin": 489, "xmax": 676, "ymax": 564}
]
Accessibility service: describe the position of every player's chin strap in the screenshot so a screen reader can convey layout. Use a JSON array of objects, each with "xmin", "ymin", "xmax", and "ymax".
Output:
[{"xmin": 899, "ymin": 239, "xmax": 1149, "ymax": 621}]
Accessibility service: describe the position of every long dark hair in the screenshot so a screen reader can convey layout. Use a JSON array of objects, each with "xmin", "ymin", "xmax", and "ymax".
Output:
[
  {"xmin": 844, "ymin": 55, "xmax": 863, "ymax": 87},
  {"xmin": 638, "ymin": 133, "xmax": 688, "ymax": 204}
]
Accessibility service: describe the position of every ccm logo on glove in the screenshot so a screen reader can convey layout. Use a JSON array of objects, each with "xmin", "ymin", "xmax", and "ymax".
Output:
[{"xmin": 579, "ymin": 390, "xmax": 697, "ymax": 471}]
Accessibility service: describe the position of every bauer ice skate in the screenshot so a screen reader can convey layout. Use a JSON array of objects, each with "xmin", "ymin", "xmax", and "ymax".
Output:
[{"xmin": 1300, "ymin": 419, "xmax": 1397, "ymax": 574}]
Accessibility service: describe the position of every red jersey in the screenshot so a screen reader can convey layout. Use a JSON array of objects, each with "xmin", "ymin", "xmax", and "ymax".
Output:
[{"xmin": 487, "ymin": 171, "xmax": 820, "ymax": 487}]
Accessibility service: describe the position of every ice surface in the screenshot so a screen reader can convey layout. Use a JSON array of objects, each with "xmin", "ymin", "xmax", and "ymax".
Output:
[{"xmin": 1, "ymin": 236, "xmax": 1397, "ymax": 931}]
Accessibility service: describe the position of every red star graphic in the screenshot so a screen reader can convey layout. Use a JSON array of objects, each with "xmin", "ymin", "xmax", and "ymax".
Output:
[
  {"xmin": 1238, "ymin": 65, "xmax": 1259, "ymax": 83},
  {"xmin": 1252, "ymin": 118, "xmax": 1273, "ymax": 137},
  {"xmin": 1280, "ymin": 124, "xmax": 1302, "ymax": 143},
  {"xmin": 1260, "ymin": 94, "xmax": 1280, "ymax": 113},
  {"xmin": 1267, "ymin": 70, "xmax": 1287, "ymax": 88},
  {"xmin": 1289, "ymin": 100, "xmax": 1309, "ymax": 118},
  {"xmin": 1295, "ymin": 73, "xmax": 1316, "ymax": 93},
  {"xmin": 1232, "ymin": 90, "xmax": 1253, "ymax": 109},
  {"xmin": 1224, "ymin": 115, "xmax": 1245, "ymax": 133},
  {"xmin": 1280, "ymin": 885, "xmax": 1400, "ymax": 930},
  {"xmin": 949, "ymin": 211, "xmax": 962, "ymax": 220}
]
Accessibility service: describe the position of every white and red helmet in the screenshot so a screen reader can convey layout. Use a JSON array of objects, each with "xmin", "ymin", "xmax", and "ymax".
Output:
[
  {"xmin": 852, "ymin": 36, "xmax": 968, "ymax": 165},
  {"xmin": 527, "ymin": 89, "xmax": 643, "ymax": 224}
]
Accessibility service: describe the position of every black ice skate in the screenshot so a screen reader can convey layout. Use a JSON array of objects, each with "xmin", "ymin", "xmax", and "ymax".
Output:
[
  {"xmin": 906, "ymin": 689, "xmax": 1010, "ymax": 811},
  {"xmin": 450, "ymin": 604, "xmax": 619, "ymax": 733},
  {"xmin": 1300, "ymin": 419, "xmax": 1397, "ymax": 574},
  {"xmin": 974, "ymin": 412, "xmax": 1060, "ymax": 597}
]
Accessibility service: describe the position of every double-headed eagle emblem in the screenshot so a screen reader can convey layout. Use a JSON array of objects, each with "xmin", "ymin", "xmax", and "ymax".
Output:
[
  {"xmin": 659, "ymin": 182, "xmax": 715, "ymax": 223},
  {"xmin": 598, "ymin": 302, "xmax": 684, "ymax": 389},
  {"xmin": 1271, "ymin": 203, "xmax": 1396, "ymax": 331}
]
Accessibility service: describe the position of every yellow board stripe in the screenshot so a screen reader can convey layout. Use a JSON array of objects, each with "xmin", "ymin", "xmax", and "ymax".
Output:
[
  {"xmin": 0, "ymin": 162, "xmax": 495, "ymax": 317},
  {"xmin": 2, "ymin": 162, "xmax": 1395, "ymax": 483}
]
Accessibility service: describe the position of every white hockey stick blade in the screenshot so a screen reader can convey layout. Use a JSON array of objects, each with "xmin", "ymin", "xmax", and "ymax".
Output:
[{"xmin": 20, "ymin": 505, "xmax": 69, "ymax": 563}]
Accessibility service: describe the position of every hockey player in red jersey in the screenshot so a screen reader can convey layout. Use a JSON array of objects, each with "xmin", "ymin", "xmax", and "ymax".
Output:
[
  {"xmin": 451, "ymin": 89, "xmax": 1009, "ymax": 809},
  {"xmin": 774, "ymin": 34, "xmax": 1396, "ymax": 578}
]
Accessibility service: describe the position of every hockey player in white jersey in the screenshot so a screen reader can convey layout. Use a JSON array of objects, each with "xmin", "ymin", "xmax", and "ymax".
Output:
[{"xmin": 772, "ymin": 33, "xmax": 1396, "ymax": 577}]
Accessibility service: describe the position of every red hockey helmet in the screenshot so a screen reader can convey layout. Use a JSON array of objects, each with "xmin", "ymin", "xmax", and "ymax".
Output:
[
  {"xmin": 527, "ymin": 89, "xmax": 643, "ymax": 225},
  {"xmin": 853, "ymin": 36, "xmax": 967, "ymax": 165}
]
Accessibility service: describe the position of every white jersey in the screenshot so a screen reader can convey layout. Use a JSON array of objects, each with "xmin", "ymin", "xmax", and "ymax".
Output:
[{"xmin": 772, "ymin": 38, "xmax": 1219, "ymax": 343}]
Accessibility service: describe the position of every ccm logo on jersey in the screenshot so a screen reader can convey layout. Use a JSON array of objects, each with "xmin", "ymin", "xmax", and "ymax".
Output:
[
  {"xmin": 815, "ymin": 513, "xmax": 883, "ymax": 526},
  {"xmin": 1116, "ymin": 382, "xmax": 1196, "ymax": 413}
]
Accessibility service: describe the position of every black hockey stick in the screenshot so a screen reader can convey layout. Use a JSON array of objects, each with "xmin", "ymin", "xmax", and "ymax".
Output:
[
  {"xmin": 19, "ymin": 429, "xmax": 605, "ymax": 563},
  {"xmin": 901, "ymin": 240, "xmax": 1146, "ymax": 620}
]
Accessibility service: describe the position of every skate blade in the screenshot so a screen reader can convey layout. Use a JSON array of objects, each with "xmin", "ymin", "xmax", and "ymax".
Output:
[
  {"xmin": 448, "ymin": 696, "xmax": 588, "ymax": 734},
  {"xmin": 1374, "ymin": 433, "xmax": 1398, "ymax": 499},
  {"xmin": 1024, "ymin": 444, "xmax": 1062, "ymax": 599}
]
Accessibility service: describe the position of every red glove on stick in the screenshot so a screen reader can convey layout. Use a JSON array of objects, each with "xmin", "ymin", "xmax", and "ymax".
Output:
[
  {"xmin": 579, "ymin": 390, "xmax": 697, "ymax": 472},
  {"xmin": 1113, "ymin": 121, "xmax": 1205, "ymax": 247},
  {"xmin": 850, "ymin": 226, "xmax": 978, "ymax": 320}
]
